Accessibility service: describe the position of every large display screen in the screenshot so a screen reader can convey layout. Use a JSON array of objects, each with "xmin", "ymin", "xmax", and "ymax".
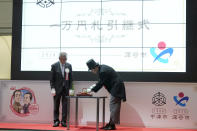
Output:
[{"xmin": 21, "ymin": 0, "xmax": 186, "ymax": 72}]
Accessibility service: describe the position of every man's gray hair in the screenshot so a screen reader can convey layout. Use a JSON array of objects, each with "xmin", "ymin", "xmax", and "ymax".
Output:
[{"xmin": 59, "ymin": 52, "xmax": 67, "ymax": 59}]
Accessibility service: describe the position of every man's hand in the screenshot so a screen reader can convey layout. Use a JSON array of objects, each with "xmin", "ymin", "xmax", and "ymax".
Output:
[
  {"xmin": 87, "ymin": 88, "xmax": 92, "ymax": 93},
  {"xmin": 87, "ymin": 84, "xmax": 96, "ymax": 93},
  {"xmin": 51, "ymin": 88, "xmax": 56, "ymax": 96}
]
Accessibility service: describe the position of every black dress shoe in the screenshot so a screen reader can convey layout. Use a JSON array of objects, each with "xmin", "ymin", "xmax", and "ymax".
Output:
[
  {"xmin": 103, "ymin": 124, "xmax": 116, "ymax": 130},
  {"xmin": 61, "ymin": 121, "xmax": 67, "ymax": 127},
  {"xmin": 53, "ymin": 121, "xmax": 60, "ymax": 127},
  {"xmin": 100, "ymin": 123, "xmax": 110, "ymax": 129}
]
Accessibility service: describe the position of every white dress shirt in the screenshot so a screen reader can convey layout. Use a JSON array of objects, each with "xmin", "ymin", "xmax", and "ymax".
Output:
[{"xmin": 59, "ymin": 62, "xmax": 65, "ymax": 77}]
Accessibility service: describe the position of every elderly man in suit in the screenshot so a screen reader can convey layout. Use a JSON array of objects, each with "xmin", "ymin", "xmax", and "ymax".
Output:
[
  {"xmin": 50, "ymin": 52, "xmax": 73, "ymax": 127},
  {"xmin": 86, "ymin": 59, "xmax": 126, "ymax": 130}
]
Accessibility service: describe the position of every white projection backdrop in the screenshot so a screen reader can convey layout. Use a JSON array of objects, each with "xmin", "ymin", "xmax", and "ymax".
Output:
[{"xmin": 21, "ymin": 0, "xmax": 186, "ymax": 72}]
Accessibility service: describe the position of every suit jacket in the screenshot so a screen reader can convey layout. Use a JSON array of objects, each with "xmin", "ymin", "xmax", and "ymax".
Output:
[
  {"xmin": 50, "ymin": 61, "xmax": 73, "ymax": 95},
  {"xmin": 13, "ymin": 101, "xmax": 22, "ymax": 113},
  {"xmin": 92, "ymin": 65, "xmax": 126, "ymax": 102},
  {"xmin": 23, "ymin": 103, "xmax": 30, "ymax": 114}
]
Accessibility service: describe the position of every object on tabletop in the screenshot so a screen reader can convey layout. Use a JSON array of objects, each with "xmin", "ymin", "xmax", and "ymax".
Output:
[{"xmin": 76, "ymin": 88, "xmax": 93, "ymax": 96}]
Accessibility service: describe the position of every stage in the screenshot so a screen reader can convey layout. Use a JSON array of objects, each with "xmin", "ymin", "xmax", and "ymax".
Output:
[{"xmin": 0, "ymin": 123, "xmax": 197, "ymax": 131}]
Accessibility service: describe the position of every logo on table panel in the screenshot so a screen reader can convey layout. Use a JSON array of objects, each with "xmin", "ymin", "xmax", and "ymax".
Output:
[
  {"xmin": 150, "ymin": 41, "xmax": 173, "ymax": 63},
  {"xmin": 36, "ymin": 0, "xmax": 55, "ymax": 8},
  {"xmin": 10, "ymin": 87, "xmax": 39, "ymax": 117},
  {"xmin": 173, "ymin": 92, "xmax": 189, "ymax": 107},
  {"xmin": 152, "ymin": 92, "xmax": 166, "ymax": 106}
]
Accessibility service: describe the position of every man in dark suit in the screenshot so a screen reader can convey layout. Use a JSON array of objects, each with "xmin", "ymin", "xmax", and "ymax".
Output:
[
  {"xmin": 86, "ymin": 59, "xmax": 126, "ymax": 130},
  {"xmin": 50, "ymin": 52, "xmax": 72, "ymax": 127}
]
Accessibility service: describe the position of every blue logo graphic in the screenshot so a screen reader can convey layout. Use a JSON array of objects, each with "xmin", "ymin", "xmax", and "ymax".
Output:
[
  {"xmin": 173, "ymin": 92, "xmax": 189, "ymax": 107},
  {"xmin": 150, "ymin": 41, "xmax": 173, "ymax": 63}
]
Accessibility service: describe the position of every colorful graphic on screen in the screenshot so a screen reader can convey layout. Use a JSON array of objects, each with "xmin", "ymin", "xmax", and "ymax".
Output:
[{"xmin": 150, "ymin": 41, "xmax": 173, "ymax": 64}]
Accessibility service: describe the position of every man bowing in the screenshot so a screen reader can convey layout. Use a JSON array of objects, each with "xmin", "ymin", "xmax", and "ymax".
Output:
[{"xmin": 86, "ymin": 59, "xmax": 126, "ymax": 130}]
